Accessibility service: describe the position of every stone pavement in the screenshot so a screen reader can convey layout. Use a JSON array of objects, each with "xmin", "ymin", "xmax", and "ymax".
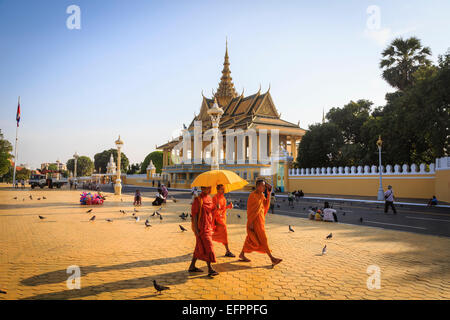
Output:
[{"xmin": 0, "ymin": 184, "xmax": 449, "ymax": 300}]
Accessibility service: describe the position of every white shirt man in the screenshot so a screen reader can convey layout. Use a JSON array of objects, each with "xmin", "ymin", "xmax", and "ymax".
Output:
[{"xmin": 323, "ymin": 208, "xmax": 337, "ymax": 222}]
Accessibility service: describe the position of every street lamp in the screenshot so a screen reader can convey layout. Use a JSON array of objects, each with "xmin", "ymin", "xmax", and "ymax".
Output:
[
  {"xmin": 376, "ymin": 136, "xmax": 384, "ymax": 200},
  {"xmin": 207, "ymin": 98, "xmax": 224, "ymax": 171},
  {"xmin": 73, "ymin": 152, "xmax": 79, "ymax": 183},
  {"xmin": 114, "ymin": 135, "xmax": 124, "ymax": 195}
]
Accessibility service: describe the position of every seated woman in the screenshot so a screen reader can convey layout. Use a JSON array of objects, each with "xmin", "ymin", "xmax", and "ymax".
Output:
[
  {"xmin": 134, "ymin": 189, "xmax": 142, "ymax": 206},
  {"xmin": 427, "ymin": 196, "xmax": 438, "ymax": 207},
  {"xmin": 152, "ymin": 188, "xmax": 166, "ymax": 206},
  {"xmin": 322, "ymin": 201, "xmax": 338, "ymax": 222},
  {"xmin": 308, "ymin": 207, "xmax": 317, "ymax": 220}
]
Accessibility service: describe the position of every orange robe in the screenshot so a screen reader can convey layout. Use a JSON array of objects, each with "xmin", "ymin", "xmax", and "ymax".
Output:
[
  {"xmin": 242, "ymin": 191, "xmax": 271, "ymax": 254},
  {"xmin": 212, "ymin": 194, "xmax": 232, "ymax": 245},
  {"xmin": 191, "ymin": 194, "xmax": 216, "ymax": 263}
]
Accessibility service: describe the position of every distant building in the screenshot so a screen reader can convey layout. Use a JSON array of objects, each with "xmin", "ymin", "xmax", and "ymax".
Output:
[{"xmin": 41, "ymin": 159, "xmax": 67, "ymax": 171}]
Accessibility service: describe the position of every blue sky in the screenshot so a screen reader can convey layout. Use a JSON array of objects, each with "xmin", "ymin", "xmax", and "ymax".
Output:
[{"xmin": 0, "ymin": 0, "xmax": 449, "ymax": 170}]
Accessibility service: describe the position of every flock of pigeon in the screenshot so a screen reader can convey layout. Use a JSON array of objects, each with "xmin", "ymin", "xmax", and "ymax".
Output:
[{"xmin": 13, "ymin": 193, "xmax": 361, "ymax": 296}]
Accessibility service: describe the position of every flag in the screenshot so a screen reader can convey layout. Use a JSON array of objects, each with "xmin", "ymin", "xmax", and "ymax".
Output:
[{"xmin": 16, "ymin": 98, "xmax": 20, "ymax": 127}]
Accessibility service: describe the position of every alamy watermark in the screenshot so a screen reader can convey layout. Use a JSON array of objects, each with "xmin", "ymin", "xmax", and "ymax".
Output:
[
  {"xmin": 66, "ymin": 265, "xmax": 81, "ymax": 289},
  {"xmin": 366, "ymin": 265, "xmax": 381, "ymax": 290},
  {"xmin": 66, "ymin": 5, "xmax": 81, "ymax": 30}
]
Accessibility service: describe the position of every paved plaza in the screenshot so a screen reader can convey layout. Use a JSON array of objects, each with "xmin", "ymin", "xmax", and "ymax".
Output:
[{"xmin": 0, "ymin": 184, "xmax": 449, "ymax": 300}]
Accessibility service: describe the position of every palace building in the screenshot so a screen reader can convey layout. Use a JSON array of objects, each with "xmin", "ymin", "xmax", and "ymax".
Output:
[{"xmin": 155, "ymin": 42, "xmax": 306, "ymax": 191}]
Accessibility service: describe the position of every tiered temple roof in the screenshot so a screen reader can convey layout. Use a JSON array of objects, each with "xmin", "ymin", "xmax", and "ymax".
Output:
[{"xmin": 158, "ymin": 42, "xmax": 306, "ymax": 150}]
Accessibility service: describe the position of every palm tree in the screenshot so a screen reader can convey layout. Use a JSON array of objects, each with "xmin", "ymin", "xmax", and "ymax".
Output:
[{"xmin": 380, "ymin": 37, "xmax": 432, "ymax": 91}]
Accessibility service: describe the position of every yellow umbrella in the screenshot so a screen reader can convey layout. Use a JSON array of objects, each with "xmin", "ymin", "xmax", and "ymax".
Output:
[{"xmin": 191, "ymin": 170, "xmax": 248, "ymax": 194}]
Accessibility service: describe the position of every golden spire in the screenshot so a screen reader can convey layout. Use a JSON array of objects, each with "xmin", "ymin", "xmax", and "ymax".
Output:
[
  {"xmin": 215, "ymin": 39, "xmax": 238, "ymax": 106},
  {"xmin": 322, "ymin": 108, "xmax": 325, "ymax": 124}
]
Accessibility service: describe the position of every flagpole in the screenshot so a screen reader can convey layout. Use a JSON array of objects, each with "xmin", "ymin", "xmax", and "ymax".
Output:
[{"xmin": 12, "ymin": 96, "xmax": 20, "ymax": 187}]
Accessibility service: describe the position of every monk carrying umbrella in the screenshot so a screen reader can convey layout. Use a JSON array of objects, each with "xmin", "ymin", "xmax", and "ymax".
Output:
[
  {"xmin": 239, "ymin": 179, "xmax": 282, "ymax": 267},
  {"xmin": 189, "ymin": 186, "xmax": 218, "ymax": 276},
  {"xmin": 212, "ymin": 184, "xmax": 234, "ymax": 257},
  {"xmin": 189, "ymin": 170, "xmax": 249, "ymax": 275}
]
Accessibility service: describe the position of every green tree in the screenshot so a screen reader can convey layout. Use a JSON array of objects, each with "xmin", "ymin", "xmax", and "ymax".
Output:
[
  {"xmin": 0, "ymin": 129, "xmax": 13, "ymax": 177},
  {"xmin": 94, "ymin": 149, "xmax": 129, "ymax": 174},
  {"xmin": 67, "ymin": 156, "xmax": 94, "ymax": 176},
  {"xmin": 380, "ymin": 36, "xmax": 432, "ymax": 91},
  {"xmin": 127, "ymin": 163, "xmax": 141, "ymax": 174},
  {"xmin": 296, "ymin": 123, "xmax": 344, "ymax": 168},
  {"xmin": 16, "ymin": 168, "xmax": 31, "ymax": 181},
  {"xmin": 140, "ymin": 151, "xmax": 165, "ymax": 174},
  {"xmin": 47, "ymin": 164, "xmax": 58, "ymax": 171}
]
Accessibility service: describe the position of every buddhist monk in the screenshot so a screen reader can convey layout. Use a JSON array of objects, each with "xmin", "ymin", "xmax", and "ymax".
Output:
[
  {"xmin": 188, "ymin": 186, "xmax": 219, "ymax": 276},
  {"xmin": 212, "ymin": 184, "xmax": 235, "ymax": 257},
  {"xmin": 239, "ymin": 179, "xmax": 282, "ymax": 266}
]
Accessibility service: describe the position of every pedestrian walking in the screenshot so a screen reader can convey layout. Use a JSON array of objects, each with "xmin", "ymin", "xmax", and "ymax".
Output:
[{"xmin": 384, "ymin": 185, "xmax": 397, "ymax": 214}]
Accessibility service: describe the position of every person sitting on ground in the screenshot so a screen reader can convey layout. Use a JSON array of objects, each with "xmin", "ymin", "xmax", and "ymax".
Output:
[
  {"xmin": 315, "ymin": 208, "xmax": 323, "ymax": 221},
  {"xmin": 134, "ymin": 189, "xmax": 142, "ymax": 206},
  {"xmin": 152, "ymin": 188, "xmax": 165, "ymax": 206},
  {"xmin": 427, "ymin": 195, "xmax": 438, "ymax": 207},
  {"xmin": 322, "ymin": 201, "xmax": 338, "ymax": 222},
  {"xmin": 299, "ymin": 189, "xmax": 304, "ymax": 197},
  {"xmin": 308, "ymin": 207, "xmax": 316, "ymax": 220}
]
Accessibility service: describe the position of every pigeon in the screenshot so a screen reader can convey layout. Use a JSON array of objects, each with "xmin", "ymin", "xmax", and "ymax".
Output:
[
  {"xmin": 159, "ymin": 214, "xmax": 163, "ymax": 221},
  {"xmin": 145, "ymin": 220, "xmax": 152, "ymax": 227},
  {"xmin": 0, "ymin": 289, "xmax": 6, "ymax": 294},
  {"xmin": 289, "ymin": 225, "xmax": 295, "ymax": 232},
  {"xmin": 38, "ymin": 215, "xmax": 46, "ymax": 220},
  {"xmin": 172, "ymin": 197, "xmax": 177, "ymax": 203},
  {"xmin": 153, "ymin": 280, "xmax": 169, "ymax": 294},
  {"xmin": 134, "ymin": 216, "xmax": 140, "ymax": 222},
  {"xmin": 322, "ymin": 245, "xmax": 327, "ymax": 255},
  {"xmin": 326, "ymin": 233, "xmax": 332, "ymax": 240},
  {"xmin": 89, "ymin": 215, "xmax": 96, "ymax": 221},
  {"xmin": 179, "ymin": 225, "xmax": 187, "ymax": 232},
  {"xmin": 237, "ymin": 214, "xmax": 241, "ymax": 218},
  {"xmin": 43, "ymin": 196, "xmax": 47, "ymax": 200},
  {"xmin": 106, "ymin": 219, "xmax": 113, "ymax": 223},
  {"xmin": 13, "ymin": 197, "xmax": 17, "ymax": 200},
  {"xmin": 87, "ymin": 209, "xmax": 93, "ymax": 213},
  {"xmin": 121, "ymin": 210, "xmax": 126, "ymax": 215},
  {"xmin": 37, "ymin": 198, "xmax": 41, "ymax": 200},
  {"xmin": 132, "ymin": 212, "xmax": 136, "ymax": 216},
  {"xmin": 359, "ymin": 217, "xmax": 363, "ymax": 223},
  {"xmin": 29, "ymin": 195, "xmax": 33, "ymax": 200}
]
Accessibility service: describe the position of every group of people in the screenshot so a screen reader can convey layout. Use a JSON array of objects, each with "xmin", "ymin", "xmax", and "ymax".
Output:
[
  {"xmin": 189, "ymin": 179, "xmax": 282, "ymax": 276},
  {"xmin": 13, "ymin": 179, "xmax": 26, "ymax": 189},
  {"xmin": 152, "ymin": 184, "xmax": 169, "ymax": 206},
  {"xmin": 308, "ymin": 201, "xmax": 338, "ymax": 222}
]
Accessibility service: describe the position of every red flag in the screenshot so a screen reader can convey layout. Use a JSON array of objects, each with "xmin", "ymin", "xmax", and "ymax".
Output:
[{"xmin": 16, "ymin": 98, "xmax": 20, "ymax": 127}]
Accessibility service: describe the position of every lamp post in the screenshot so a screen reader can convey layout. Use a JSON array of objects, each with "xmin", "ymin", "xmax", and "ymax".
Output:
[
  {"xmin": 114, "ymin": 135, "xmax": 124, "ymax": 195},
  {"xmin": 376, "ymin": 136, "xmax": 384, "ymax": 200},
  {"xmin": 207, "ymin": 98, "xmax": 224, "ymax": 171},
  {"xmin": 73, "ymin": 152, "xmax": 79, "ymax": 183}
]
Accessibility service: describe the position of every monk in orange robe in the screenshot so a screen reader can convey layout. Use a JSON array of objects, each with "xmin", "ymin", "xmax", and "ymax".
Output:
[
  {"xmin": 188, "ymin": 186, "xmax": 219, "ymax": 276},
  {"xmin": 239, "ymin": 179, "xmax": 282, "ymax": 266},
  {"xmin": 212, "ymin": 184, "xmax": 235, "ymax": 257}
]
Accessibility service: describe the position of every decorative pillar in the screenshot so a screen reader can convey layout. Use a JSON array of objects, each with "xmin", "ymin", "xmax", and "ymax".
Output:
[
  {"xmin": 376, "ymin": 136, "xmax": 384, "ymax": 200},
  {"xmin": 207, "ymin": 97, "xmax": 224, "ymax": 170},
  {"xmin": 73, "ymin": 152, "xmax": 79, "ymax": 183},
  {"xmin": 114, "ymin": 135, "xmax": 124, "ymax": 195}
]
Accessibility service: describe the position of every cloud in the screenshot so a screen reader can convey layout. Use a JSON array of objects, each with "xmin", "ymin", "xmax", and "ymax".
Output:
[{"xmin": 364, "ymin": 26, "xmax": 417, "ymax": 46}]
